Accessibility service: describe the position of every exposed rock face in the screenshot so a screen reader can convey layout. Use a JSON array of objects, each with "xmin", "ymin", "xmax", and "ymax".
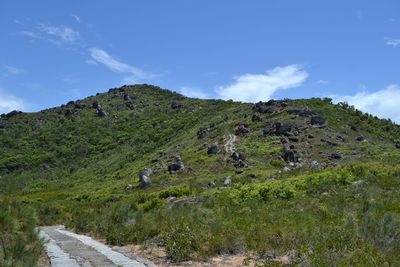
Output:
[
  {"xmin": 207, "ymin": 144, "xmax": 220, "ymax": 155},
  {"xmin": 0, "ymin": 121, "xmax": 6, "ymax": 128},
  {"xmin": 139, "ymin": 168, "xmax": 152, "ymax": 188},
  {"xmin": 168, "ymin": 156, "xmax": 185, "ymax": 173},
  {"xmin": 171, "ymin": 101, "xmax": 183, "ymax": 109},
  {"xmin": 311, "ymin": 116, "xmax": 326, "ymax": 127},
  {"xmin": 197, "ymin": 127, "xmax": 207, "ymax": 139},
  {"xmin": 123, "ymin": 93, "xmax": 130, "ymax": 101}
]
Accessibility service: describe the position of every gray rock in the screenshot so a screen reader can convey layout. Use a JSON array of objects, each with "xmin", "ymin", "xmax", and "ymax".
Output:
[
  {"xmin": 92, "ymin": 100, "xmax": 101, "ymax": 109},
  {"xmin": 207, "ymin": 144, "xmax": 220, "ymax": 155},
  {"xmin": 0, "ymin": 121, "xmax": 6, "ymax": 129},
  {"xmin": 234, "ymin": 159, "xmax": 248, "ymax": 168},
  {"xmin": 171, "ymin": 101, "xmax": 183, "ymax": 109},
  {"xmin": 222, "ymin": 176, "xmax": 232, "ymax": 186},
  {"xmin": 283, "ymin": 146, "xmax": 298, "ymax": 162},
  {"xmin": 231, "ymin": 152, "xmax": 246, "ymax": 161},
  {"xmin": 126, "ymin": 102, "xmax": 134, "ymax": 110},
  {"xmin": 253, "ymin": 101, "xmax": 280, "ymax": 114},
  {"xmin": 96, "ymin": 108, "xmax": 108, "ymax": 117},
  {"xmin": 139, "ymin": 168, "xmax": 152, "ymax": 188},
  {"xmin": 275, "ymin": 122, "xmax": 292, "ymax": 135},
  {"xmin": 252, "ymin": 114, "xmax": 263, "ymax": 122},
  {"xmin": 287, "ymin": 107, "xmax": 313, "ymax": 117},
  {"xmin": 310, "ymin": 160, "xmax": 325, "ymax": 170},
  {"xmin": 311, "ymin": 115, "xmax": 326, "ymax": 127},
  {"xmin": 329, "ymin": 152, "xmax": 342, "ymax": 160},
  {"xmin": 197, "ymin": 127, "xmax": 207, "ymax": 139},
  {"xmin": 207, "ymin": 181, "xmax": 216, "ymax": 188},
  {"xmin": 125, "ymin": 183, "xmax": 133, "ymax": 193},
  {"xmin": 356, "ymin": 135, "xmax": 365, "ymax": 141},
  {"xmin": 123, "ymin": 93, "xmax": 130, "ymax": 101},
  {"xmin": 168, "ymin": 156, "xmax": 185, "ymax": 173},
  {"xmin": 235, "ymin": 124, "xmax": 250, "ymax": 135}
]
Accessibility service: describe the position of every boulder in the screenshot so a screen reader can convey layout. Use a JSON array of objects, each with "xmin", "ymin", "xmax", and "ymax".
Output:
[
  {"xmin": 139, "ymin": 168, "xmax": 152, "ymax": 188},
  {"xmin": 283, "ymin": 146, "xmax": 298, "ymax": 162},
  {"xmin": 234, "ymin": 160, "xmax": 248, "ymax": 168},
  {"xmin": 74, "ymin": 101, "xmax": 85, "ymax": 109},
  {"xmin": 207, "ymin": 181, "xmax": 216, "ymax": 188},
  {"xmin": 275, "ymin": 122, "xmax": 292, "ymax": 135},
  {"xmin": 96, "ymin": 108, "xmax": 108, "ymax": 117},
  {"xmin": 222, "ymin": 176, "xmax": 232, "ymax": 186},
  {"xmin": 311, "ymin": 116, "xmax": 326, "ymax": 127},
  {"xmin": 168, "ymin": 156, "xmax": 185, "ymax": 173},
  {"xmin": 235, "ymin": 124, "xmax": 250, "ymax": 135},
  {"xmin": 350, "ymin": 125, "xmax": 357, "ymax": 131},
  {"xmin": 253, "ymin": 101, "xmax": 279, "ymax": 114},
  {"xmin": 92, "ymin": 100, "xmax": 101, "ymax": 109},
  {"xmin": 207, "ymin": 144, "xmax": 220, "ymax": 155},
  {"xmin": 310, "ymin": 160, "xmax": 325, "ymax": 170},
  {"xmin": 329, "ymin": 152, "xmax": 342, "ymax": 160},
  {"xmin": 126, "ymin": 102, "xmax": 134, "ymax": 110},
  {"xmin": 197, "ymin": 127, "xmax": 207, "ymax": 139},
  {"xmin": 123, "ymin": 93, "xmax": 130, "ymax": 101},
  {"xmin": 124, "ymin": 183, "xmax": 133, "ymax": 193},
  {"xmin": 171, "ymin": 101, "xmax": 183, "ymax": 109},
  {"xmin": 356, "ymin": 136, "xmax": 365, "ymax": 141},
  {"xmin": 231, "ymin": 152, "xmax": 246, "ymax": 161},
  {"xmin": 252, "ymin": 114, "xmax": 263, "ymax": 122}
]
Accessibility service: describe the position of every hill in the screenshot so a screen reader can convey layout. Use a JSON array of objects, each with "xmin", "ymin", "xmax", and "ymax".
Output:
[{"xmin": 1, "ymin": 84, "xmax": 400, "ymax": 266}]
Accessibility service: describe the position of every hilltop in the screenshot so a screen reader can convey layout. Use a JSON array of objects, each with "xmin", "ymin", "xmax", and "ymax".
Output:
[{"xmin": 1, "ymin": 84, "xmax": 400, "ymax": 266}]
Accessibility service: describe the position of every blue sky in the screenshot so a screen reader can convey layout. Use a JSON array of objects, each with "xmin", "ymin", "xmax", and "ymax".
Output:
[{"xmin": 1, "ymin": 1, "xmax": 400, "ymax": 123}]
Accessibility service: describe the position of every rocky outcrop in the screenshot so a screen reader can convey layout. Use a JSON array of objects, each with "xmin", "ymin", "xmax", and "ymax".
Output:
[
  {"xmin": 253, "ymin": 100, "xmax": 281, "ymax": 114},
  {"xmin": 139, "ymin": 168, "xmax": 152, "ymax": 188},
  {"xmin": 231, "ymin": 152, "xmax": 246, "ymax": 161},
  {"xmin": 124, "ymin": 183, "xmax": 133, "ymax": 193},
  {"xmin": 283, "ymin": 146, "xmax": 298, "ymax": 163},
  {"xmin": 234, "ymin": 124, "xmax": 250, "ymax": 135},
  {"xmin": 288, "ymin": 107, "xmax": 313, "ymax": 117},
  {"xmin": 168, "ymin": 156, "xmax": 185, "ymax": 173},
  {"xmin": 356, "ymin": 136, "xmax": 365, "ymax": 141}
]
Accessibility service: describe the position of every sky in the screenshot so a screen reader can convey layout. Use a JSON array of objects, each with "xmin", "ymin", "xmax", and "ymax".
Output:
[{"xmin": 1, "ymin": 1, "xmax": 400, "ymax": 123}]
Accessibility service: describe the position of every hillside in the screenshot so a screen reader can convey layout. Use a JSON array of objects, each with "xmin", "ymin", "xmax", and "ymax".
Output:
[{"xmin": 1, "ymin": 84, "xmax": 400, "ymax": 266}]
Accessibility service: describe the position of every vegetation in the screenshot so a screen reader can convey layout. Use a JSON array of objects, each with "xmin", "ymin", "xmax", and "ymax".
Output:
[{"xmin": 0, "ymin": 84, "xmax": 400, "ymax": 265}]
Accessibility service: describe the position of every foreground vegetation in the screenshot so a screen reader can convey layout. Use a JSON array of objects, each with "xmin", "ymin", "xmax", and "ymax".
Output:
[
  {"xmin": 0, "ymin": 200, "xmax": 43, "ymax": 267},
  {"xmin": 1, "ymin": 84, "xmax": 400, "ymax": 265}
]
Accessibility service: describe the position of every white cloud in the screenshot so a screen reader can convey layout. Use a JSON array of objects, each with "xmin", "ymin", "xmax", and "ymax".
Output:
[
  {"xmin": 334, "ymin": 84, "xmax": 400, "ymax": 123},
  {"xmin": 215, "ymin": 64, "xmax": 308, "ymax": 102},
  {"xmin": 38, "ymin": 24, "xmax": 80, "ymax": 44},
  {"xmin": 385, "ymin": 37, "xmax": 400, "ymax": 47},
  {"xmin": 71, "ymin": 14, "xmax": 81, "ymax": 23},
  {"xmin": 0, "ymin": 90, "xmax": 25, "ymax": 114},
  {"xmin": 179, "ymin": 86, "xmax": 210, "ymax": 99},
  {"xmin": 88, "ymin": 47, "xmax": 154, "ymax": 83}
]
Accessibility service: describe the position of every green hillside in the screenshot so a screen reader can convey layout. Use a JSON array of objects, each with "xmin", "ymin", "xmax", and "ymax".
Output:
[{"xmin": 1, "ymin": 84, "xmax": 400, "ymax": 266}]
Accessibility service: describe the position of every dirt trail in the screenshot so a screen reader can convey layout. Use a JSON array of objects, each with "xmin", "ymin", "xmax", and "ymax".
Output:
[
  {"xmin": 39, "ymin": 225, "xmax": 155, "ymax": 267},
  {"xmin": 225, "ymin": 134, "xmax": 237, "ymax": 154}
]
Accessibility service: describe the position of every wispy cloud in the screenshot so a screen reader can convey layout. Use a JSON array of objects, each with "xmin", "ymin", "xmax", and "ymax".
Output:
[
  {"xmin": 385, "ymin": 37, "xmax": 400, "ymax": 47},
  {"xmin": 38, "ymin": 24, "xmax": 81, "ymax": 45},
  {"xmin": 88, "ymin": 47, "xmax": 155, "ymax": 83},
  {"xmin": 215, "ymin": 64, "xmax": 308, "ymax": 102},
  {"xmin": 18, "ymin": 31, "xmax": 41, "ymax": 39},
  {"xmin": 0, "ymin": 89, "xmax": 25, "ymax": 113},
  {"xmin": 2, "ymin": 65, "xmax": 23, "ymax": 77},
  {"xmin": 71, "ymin": 14, "xmax": 81, "ymax": 23},
  {"xmin": 333, "ymin": 84, "xmax": 400, "ymax": 123},
  {"xmin": 179, "ymin": 86, "xmax": 210, "ymax": 99},
  {"xmin": 315, "ymin": 79, "xmax": 328, "ymax": 85}
]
